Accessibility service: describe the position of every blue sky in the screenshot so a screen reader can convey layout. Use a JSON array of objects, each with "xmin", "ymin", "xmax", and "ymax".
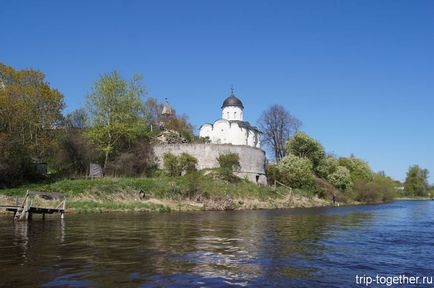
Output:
[{"xmin": 1, "ymin": 0, "xmax": 433, "ymax": 183}]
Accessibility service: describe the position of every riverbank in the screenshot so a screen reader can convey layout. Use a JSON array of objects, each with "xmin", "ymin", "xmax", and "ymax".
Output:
[
  {"xmin": 395, "ymin": 197, "xmax": 433, "ymax": 201},
  {"xmin": 0, "ymin": 173, "xmax": 332, "ymax": 214}
]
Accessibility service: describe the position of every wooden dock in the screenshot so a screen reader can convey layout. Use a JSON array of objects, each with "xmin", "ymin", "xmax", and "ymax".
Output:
[{"xmin": 0, "ymin": 191, "xmax": 66, "ymax": 221}]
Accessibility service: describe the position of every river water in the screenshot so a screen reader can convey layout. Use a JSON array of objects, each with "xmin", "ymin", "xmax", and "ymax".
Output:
[{"xmin": 0, "ymin": 200, "xmax": 433, "ymax": 287}]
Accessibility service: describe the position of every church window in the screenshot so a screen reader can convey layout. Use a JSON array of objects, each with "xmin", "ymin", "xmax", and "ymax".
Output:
[{"xmin": 234, "ymin": 111, "xmax": 237, "ymax": 118}]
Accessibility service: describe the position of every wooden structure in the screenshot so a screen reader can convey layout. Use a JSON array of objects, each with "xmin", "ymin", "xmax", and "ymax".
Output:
[{"xmin": 0, "ymin": 191, "xmax": 66, "ymax": 221}]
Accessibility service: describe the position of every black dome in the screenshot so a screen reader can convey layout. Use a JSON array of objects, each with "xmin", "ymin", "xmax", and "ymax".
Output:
[{"xmin": 221, "ymin": 95, "xmax": 244, "ymax": 109}]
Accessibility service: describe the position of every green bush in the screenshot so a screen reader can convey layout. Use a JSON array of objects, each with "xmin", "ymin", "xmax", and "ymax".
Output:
[
  {"xmin": 327, "ymin": 166, "xmax": 353, "ymax": 192},
  {"xmin": 163, "ymin": 152, "xmax": 198, "ymax": 176},
  {"xmin": 163, "ymin": 153, "xmax": 181, "ymax": 176},
  {"xmin": 277, "ymin": 154, "xmax": 313, "ymax": 189},
  {"xmin": 315, "ymin": 156, "xmax": 338, "ymax": 179},
  {"xmin": 179, "ymin": 153, "xmax": 198, "ymax": 174},
  {"xmin": 216, "ymin": 153, "xmax": 241, "ymax": 182},
  {"xmin": 266, "ymin": 164, "xmax": 281, "ymax": 185},
  {"xmin": 339, "ymin": 156, "xmax": 373, "ymax": 182},
  {"xmin": 404, "ymin": 165, "xmax": 429, "ymax": 196},
  {"xmin": 217, "ymin": 153, "xmax": 240, "ymax": 171},
  {"xmin": 354, "ymin": 174, "xmax": 396, "ymax": 203},
  {"xmin": 285, "ymin": 131, "xmax": 325, "ymax": 168}
]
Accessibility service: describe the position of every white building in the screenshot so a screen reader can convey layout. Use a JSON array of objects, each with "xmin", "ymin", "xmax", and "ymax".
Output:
[{"xmin": 199, "ymin": 91, "xmax": 261, "ymax": 148}]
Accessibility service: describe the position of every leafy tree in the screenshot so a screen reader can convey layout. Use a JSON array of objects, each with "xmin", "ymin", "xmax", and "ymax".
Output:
[
  {"xmin": 316, "ymin": 155, "xmax": 339, "ymax": 179},
  {"xmin": 404, "ymin": 165, "xmax": 429, "ymax": 196},
  {"xmin": 276, "ymin": 154, "xmax": 313, "ymax": 188},
  {"xmin": 258, "ymin": 104, "xmax": 302, "ymax": 162},
  {"xmin": 339, "ymin": 156, "xmax": 373, "ymax": 182},
  {"xmin": 285, "ymin": 131, "xmax": 325, "ymax": 169},
  {"xmin": 327, "ymin": 166, "xmax": 353, "ymax": 192},
  {"xmin": 0, "ymin": 63, "xmax": 64, "ymax": 158},
  {"xmin": 0, "ymin": 63, "xmax": 64, "ymax": 186},
  {"xmin": 85, "ymin": 71, "xmax": 148, "ymax": 170}
]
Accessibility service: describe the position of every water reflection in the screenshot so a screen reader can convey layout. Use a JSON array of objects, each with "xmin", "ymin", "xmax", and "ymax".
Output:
[{"xmin": 0, "ymin": 201, "xmax": 433, "ymax": 287}]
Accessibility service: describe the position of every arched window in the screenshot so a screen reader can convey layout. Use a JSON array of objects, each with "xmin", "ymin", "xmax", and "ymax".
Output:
[
  {"xmin": 234, "ymin": 111, "xmax": 237, "ymax": 119},
  {"xmin": 227, "ymin": 112, "xmax": 229, "ymax": 118}
]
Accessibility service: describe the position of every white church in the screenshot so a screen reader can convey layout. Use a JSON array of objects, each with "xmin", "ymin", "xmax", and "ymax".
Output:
[{"xmin": 199, "ymin": 90, "xmax": 261, "ymax": 148}]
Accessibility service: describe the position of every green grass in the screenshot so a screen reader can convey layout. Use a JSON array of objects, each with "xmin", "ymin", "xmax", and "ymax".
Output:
[
  {"xmin": 0, "ymin": 174, "xmax": 292, "ymax": 199},
  {"xmin": 0, "ymin": 171, "xmax": 304, "ymax": 212},
  {"xmin": 68, "ymin": 200, "xmax": 171, "ymax": 213}
]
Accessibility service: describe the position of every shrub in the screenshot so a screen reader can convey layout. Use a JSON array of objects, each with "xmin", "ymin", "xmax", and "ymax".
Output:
[
  {"xmin": 163, "ymin": 153, "xmax": 181, "ymax": 176},
  {"xmin": 179, "ymin": 153, "xmax": 198, "ymax": 174},
  {"xmin": 216, "ymin": 153, "xmax": 241, "ymax": 182},
  {"xmin": 266, "ymin": 164, "xmax": 281, "ymax": 185},
  {"xmin": 315, "ymin": 156, "xmax": 338, "ymax": 179},
  {"xmin": 327, "ymin": 166, "xmax": 353, "ymax": 192},
  {"xmin": 217, "ymin": 153, "xmax": 240, "ymax": 171},
  {"xmin": 339, "ymin": 156, "xmax": 373, "ymax": 182},
  {"xmin": 276, "ymin": 154, "xmax": 313, "ymax": 189},
  {"xmin": 354, "ymin": 174, "xmax": 397, "ymax": 203},
  {"xmin": 163, "ymin": 152, "xmax": 198, "ymax": 176}
]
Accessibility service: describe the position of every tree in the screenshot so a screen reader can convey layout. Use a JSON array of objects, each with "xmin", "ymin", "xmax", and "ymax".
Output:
[
  {"xmin": 276, "ymin": 154, "xmax": 313, "ymax": 189},
  {"xmin": 327, "ymin": 166, "xmax": 353, "ymax": 192},
  {"xmin": 258, "ymin": 104, "xmax": 302, "ymax": 162},
  {"xmin": 285, "ymin": 131, "xmax": 325, "ymax": 169},
  {"xmin": 52, "ymin": 128, "xmax": 98, "ymax": 176},
  {"xmin": 338, "ymin": 156, "xmax": 373, "ymax": 182},
  {"xmin": 0, "ymin": 63, "xmax": 65, "ymax": 158},
  {"xmin": 404, "ymin": 165, "xmax": 429, "ymax": 196},
  {"xmin": 0, "ymin": 63, "xmax": 64, "ymax": 186},
  {"xmin": 85, "ymin": 71, "xmax": 148, "ymax": 170},
  {"xmin": 65, "ymin": 108, "xmax": 89, "ymax": 129},
  {"xmin": 316, "ymin": 156, "xmax": 339, "ymax": 179}
]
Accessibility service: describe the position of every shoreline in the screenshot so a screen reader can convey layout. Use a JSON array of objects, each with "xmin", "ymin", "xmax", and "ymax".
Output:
[
  {"xmin": 0, "ymin": 175, "xmax": 411, "ymax": 216},
  {"xmin": 0, "ymin": 193, "xmax": 332, "ymax": 215}
]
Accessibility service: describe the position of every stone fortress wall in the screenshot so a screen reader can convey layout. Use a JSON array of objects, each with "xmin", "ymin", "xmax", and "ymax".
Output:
[{"xmin": 153, "ymin": 143, "xmax": 267, "ymax": 185}]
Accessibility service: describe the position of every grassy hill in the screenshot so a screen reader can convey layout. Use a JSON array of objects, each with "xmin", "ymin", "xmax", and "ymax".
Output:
[{"xmin": 0, "ymin": 172, "xmax": 329, "ymax": 213}]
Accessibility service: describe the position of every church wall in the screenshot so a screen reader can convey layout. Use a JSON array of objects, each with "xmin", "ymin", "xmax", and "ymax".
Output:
[
  {"xmin": 222, "ymin": 106, "xmax": 243, "ymax": 121},
  {"xmin": 199, "ymin": 123, "xmax": 213, "ymax": 139},
  {"xmin": 153, "ymin": 143, "xmax": 267, "ymax": 185}
]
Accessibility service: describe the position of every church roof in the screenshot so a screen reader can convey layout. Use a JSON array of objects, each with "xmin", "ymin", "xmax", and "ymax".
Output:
[
  {"xmin": 229, "ymin": 120, "xmax": 260, "ymax": 133},
  {"xmin": 221, "ymin": 93, "xmax": 244, "ymax": 109}
]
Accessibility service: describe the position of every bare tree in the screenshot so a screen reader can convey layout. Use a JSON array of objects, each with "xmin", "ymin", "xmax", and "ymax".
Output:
[{"xmin": 258, "ymin": 104, "xmax": 302, "ymax": 162}]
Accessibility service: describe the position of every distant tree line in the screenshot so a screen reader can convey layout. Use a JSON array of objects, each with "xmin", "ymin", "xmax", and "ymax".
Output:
[{"xmin": 258, "ymin": 103, "xmax": 432, "ymax": 202}]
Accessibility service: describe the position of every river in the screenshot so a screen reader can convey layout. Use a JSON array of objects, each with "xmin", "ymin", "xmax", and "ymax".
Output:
[{"xmin": 0, "ymin": 200, "xmax": 433, "ymax": 287}]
